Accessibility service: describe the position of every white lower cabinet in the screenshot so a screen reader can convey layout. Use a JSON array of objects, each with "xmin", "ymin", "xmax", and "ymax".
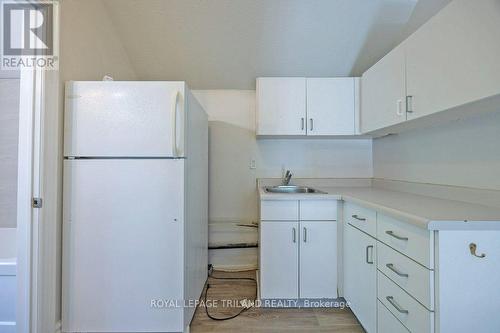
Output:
[
  {"xmin": 343, "ymin": 223, "xmax": 377, "ymax": 333},
  {"xmin": 260, "ymin": 221, "xmax": 299, "ymax": 299},
  {"xmin": 260, "ymin": 220, "xmax": 337, "ymax": 300},
  {"xmin": 342, "ymin": 200, "xmax": 500, "ymax": 333},
  {"xmin": 260, "ymin": 198, "xmax": 500, "ymax": 332},
  {"xmin": 299, "ymin": 221, "xmax": 338, "ymax": 298},
  {"xmin": 260, "ymin": 199, "xmax": 338, "ymax": 301}
]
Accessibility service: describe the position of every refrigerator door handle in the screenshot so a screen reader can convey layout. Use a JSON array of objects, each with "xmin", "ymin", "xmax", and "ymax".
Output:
[{"xmin": 171, "ymin": 91, "xmax": 180, "ymax": 157}]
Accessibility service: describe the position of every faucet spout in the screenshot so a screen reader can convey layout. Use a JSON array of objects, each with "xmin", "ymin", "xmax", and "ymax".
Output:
[{"xmin": 282, "ymin": 170, "xmax": 293, "ymax": 186}]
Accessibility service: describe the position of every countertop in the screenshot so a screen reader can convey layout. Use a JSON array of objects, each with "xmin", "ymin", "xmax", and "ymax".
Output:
[{"xmin": 258, "ymin": 186, "xmax": 500, "ymax": 230}]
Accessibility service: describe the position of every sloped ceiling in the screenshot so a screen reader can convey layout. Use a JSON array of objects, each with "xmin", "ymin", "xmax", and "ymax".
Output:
[{"xmin": 103, "ymin": 0, "xmax": 451, "ymax": 89}]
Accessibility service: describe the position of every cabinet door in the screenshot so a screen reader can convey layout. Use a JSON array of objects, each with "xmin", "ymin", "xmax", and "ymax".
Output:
[
  {"xmin": 299, "ymin": 221, "xmax": 337, "ymax": 299},
  {"xmin": 306, "ymin": 78, "xmax": 356, "ymax": 135},
  {"xmin": 343, "ymin": 224, "xmax": 377, "ymax": 333},
  {"xmin": 405, "ymin": 0, "xmax": 500, "ymax": 120},
  {"xmin": 437, "ymin": 230, "xmax": 500, "ymax": 333},
  {"xmin": 361, "ymin": 44, "xmax": 406, "ymax": 133},
  {"xmin": 256, "ymin": 78, "xmax": 306, "ymax": 136},
  {"xmin": 260, "ymin": 221, "xmax": 299, "ymax": 299}
]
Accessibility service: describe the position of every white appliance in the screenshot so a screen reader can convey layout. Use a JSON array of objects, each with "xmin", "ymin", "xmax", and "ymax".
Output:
[{"xmin": 62, "ymin": 81, "xmax": 208, "ymax": 333}]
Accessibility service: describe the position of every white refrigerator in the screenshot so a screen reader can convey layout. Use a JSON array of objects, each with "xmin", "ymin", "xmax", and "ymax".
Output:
[{"xmin": 62, "ymin": 81, "xmax": 208, "ymax": 333}]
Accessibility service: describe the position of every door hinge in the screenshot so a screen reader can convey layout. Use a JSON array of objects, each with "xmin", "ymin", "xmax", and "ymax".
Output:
[{"xmin": 32, "ymin": 197, "xmax": 43, "ymax": 208}]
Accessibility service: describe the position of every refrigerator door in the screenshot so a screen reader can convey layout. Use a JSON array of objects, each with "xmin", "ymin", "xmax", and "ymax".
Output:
[
  {"xmin": 62, "ymin": 159, "xmax": 185, "ymax": 332},
  {"xmin": 64, "ymin": 81, "xmax": 185, "ymax": 158}
]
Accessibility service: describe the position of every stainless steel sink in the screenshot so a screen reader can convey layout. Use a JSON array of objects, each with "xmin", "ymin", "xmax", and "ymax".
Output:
[{"xmin": 264, "ymin": 185, "xmax": 326, "ymax": 194}]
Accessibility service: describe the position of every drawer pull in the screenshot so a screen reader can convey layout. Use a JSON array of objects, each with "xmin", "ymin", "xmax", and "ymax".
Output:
[
  {"xmin": 386, "ymin": 230, "xmax": 409, "ymax": 241},
  {"xmin": 352, "ymin": 214, "xmax": 366, "ymax": 221},
  {"xmin": 386, "ymin": 296, "xmax": 409, "ymax": 314},
  {"xmin": 366, "ymin": 245, "xmax": 374, "ymax": 264},
  {"xmin": 386, "ymin": 263, "xmax": 409, "ymax": 278}
]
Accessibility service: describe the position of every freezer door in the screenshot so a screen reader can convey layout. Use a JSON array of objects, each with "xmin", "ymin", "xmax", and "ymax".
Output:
[
  {"xmin": 64, "ymin": 81, "xmax": 185, "ymax": 157},
  {"xmin": 62, "ymin": 159, "xmax": 185, "ymax": 332}
]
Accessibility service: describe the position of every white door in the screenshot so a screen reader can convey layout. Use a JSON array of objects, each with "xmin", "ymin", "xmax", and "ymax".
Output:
[
  {"xmin": 405, "ymin": 0, "xmax": 500, "ymax": 120},
  {"xmin": 62, "ymin": 159, "xmax": 185, "ymax": 332},
  {"xmin": 256, "ymin": 78, "xmax": 306, "ymax": 136},
  {"xmin": 260, "ymin": 221, "xmax": 299, "ymax": 299},
  {"xmin": 299, "ymin": 221, "xmax": 337, "ymax": 298},
  {"xmin": 361, "ymin": 44, "xmax": 406, "ymax": 133},
  {"xmin": 306, "ymin": 78, "xmax": 355, "ymax": 135},
  {"xmin": 64, "ymin": 81, "xmax": 185, "ymax": 157},
  {"xmin": 343, "ymin": 223, "xmax": 377, "ymax": 333}
]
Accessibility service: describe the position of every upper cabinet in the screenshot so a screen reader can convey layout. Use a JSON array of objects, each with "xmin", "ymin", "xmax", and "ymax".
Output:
[
  {"xmin": 256, "ymin": 77, "xmax": 359, "ymax": 137},
  {"xmin": 405, "ymin": 0, "xmax": 500, "ymax": 121},
  {"xmin": 306, "ymin": 78, "xmax": 357, "ymax": 136},
  {"xmin": 256, "ymin": 77, "xmax": 307, "ymax": 136},
  {"xmin": 361, "ymin": 0, "xmax": 500, "ymax": 135},
  {"xmin": 361, "ymin": 45, "xmax": 406, "ymax": 133}
]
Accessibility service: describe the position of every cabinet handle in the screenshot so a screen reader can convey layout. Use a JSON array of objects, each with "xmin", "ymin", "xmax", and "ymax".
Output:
[
  {"xmin": 469, "ymin": 243, "xmax": 486, "ymax": 258},
  {"xmin": 303, "ymin": 227, "xmax": 307, "ymax": 243},
  {"xmin": 366, "ymin": 245, "xmax": 374, "ymax": 264},
  {"xmin": 301, "ymin": 118, "xmax": 305, "ymax": 131},
  {"xmin": 386, "ymin": 263, "xmax": 409, "ymax": 278},
  {"xmin": 396, "ymin": 99, "xmax": 404, "ymax": 116},
  {"xmin": 310, "ymin": 118, "xmax": 314, "ymax": 131},
  {"xmin": 406, "ymin": 95, "xmax": 414, "ymax": 113},
  {"xmin": 352, "ymin": 214, "xmax": 366, "ymax": 221},
  {"xmin": 386, "ymin": 296, "xmax": 409, "ymax": 314},
  {"xmin": 386, "ymin": 230, "xmax": 408, "ymax": 241},
  {"xmin": 292, "ymin": 228, "xmax": 296, "ymax": 243}
]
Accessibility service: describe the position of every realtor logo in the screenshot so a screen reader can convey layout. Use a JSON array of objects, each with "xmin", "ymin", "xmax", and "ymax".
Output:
[{"xmin": 1, "ymin": 1, "xmax": 59, "ymax": 70}]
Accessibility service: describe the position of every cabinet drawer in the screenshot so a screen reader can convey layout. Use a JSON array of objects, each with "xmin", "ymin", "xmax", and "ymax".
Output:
[
  {"xmin": 343, "ymin": 202, "xmax": 376, "ymax": 237},
  {"xmin": 377, "ymin": 300, "xmax": 409, "ymax": 333},
  {"xmin": 300, "ymin": 200, "xmax": 337, "ymax": 220},
  {"xmin": 377, "ymin": 214, "xmax": 433, "ymax": 269},
  {"xmin": 261, "ymin": 200, "xmax": 299, "ymax": 221},
  {"xmin": 377, "ymin": 241, "xmax": 434, "ymax": 310},
  {"xmin": 378, "ymin": 272, "xmax": 433, "ymax": 333}
]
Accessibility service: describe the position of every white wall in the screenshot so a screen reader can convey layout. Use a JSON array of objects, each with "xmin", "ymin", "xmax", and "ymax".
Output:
[
  {"xmin": 60, "ymin": 0, "xmax": 137, "ymax": 81},
  {"xmin": 193, "ymin": 90, "xmax": 373, "ymax": 224},
  {"xmin": 103, "ymin": 0, "xmax": 450, "ymax": 89},
  {"xmin": 0, "ymin": 79, "xmax": 20, "ymax": 228},
  {"xmin": 373, "ymin": 111, "xmax": 500, "ymax": 191}
]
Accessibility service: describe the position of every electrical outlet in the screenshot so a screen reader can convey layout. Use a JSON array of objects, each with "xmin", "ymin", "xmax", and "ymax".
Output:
[{"xmin": 250, "ymin": 159, "xmax": 256, "ymax": 169}]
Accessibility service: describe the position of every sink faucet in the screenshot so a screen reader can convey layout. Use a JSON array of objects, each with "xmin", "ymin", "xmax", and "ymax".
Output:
[{"xmin": 282, "ymin": 170, "xmax": 292, "ymax": 186}]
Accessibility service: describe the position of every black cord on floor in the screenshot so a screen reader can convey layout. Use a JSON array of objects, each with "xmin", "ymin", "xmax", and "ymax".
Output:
[{"xmin": 203, "ymin": 270, "xmax": 257, "ymax": 321}]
